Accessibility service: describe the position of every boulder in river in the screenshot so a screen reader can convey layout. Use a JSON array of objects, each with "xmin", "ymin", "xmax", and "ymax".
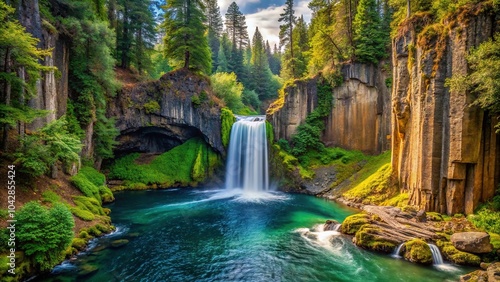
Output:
[
  {"xmin": 451, "ymin": 232, "xmax": 493, "ymax": 254},
  {"xmin": 324, "ymin": 220, "xmax": 340, "ymax": 231},
  {"xmin": 403, "ymin": 239, "xmax": 433, "ymax": 265},
  {"xmin": 110, "ymin": 239, "xmax": 130, "ymax": 249}
]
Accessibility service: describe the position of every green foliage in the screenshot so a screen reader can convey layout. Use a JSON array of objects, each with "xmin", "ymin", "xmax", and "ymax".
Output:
[
  {"xmin": 16, "ymin": 202, "xmax": 74, "ymax": 272},
  {"xmin": 266, "ymin": 121, "xmax": 274, "ymax": 144},
  {"xmin": 278, "ymin": 0, "xmax": 297, "ymax": 79},
  {"xmin": 289, "ymin": 79, "xmax": 333, "ymax": 159},
  {"xmin": 353, "ymin": 0, "xmax": 387, "ymax": 64},
  {"xmin": 71, "ymin": 238, "xmax": 87, "ymax": 251},
  {"xmin": 73, "ymin": 196, "xmax": 105, "ymax": 215},
  {"xmin": 343, "ymin": 164, "xmax": 393, "ymax": 204},
  {"xmin": 468, "ymin": 207, "xmax": 500, "ymax": 234},
  {"xmin": 162, "ymin": 0, "xmax": 212, "ymax": 74},
  {"xmin": 108, "ymin": 137, "xmax": 220, "ymax": 188},
  {"xmin": 71, "ymin": 207, "xmax": 95, "ymax": 221},
  {"xmin": 42, "ymin": 191, "xmax": 62, "ymax": 204},
  {"xmin": 71, "ymin": 166, "xmax": 114, "ymax": 204},
  {"xmin": 210, "ymin": 72, "xmax": 245, "ymax": 112},
  {"xmin": 242, "ymin": 89, "xmax": 260, "ymax": 110},
  {"xmin": 221, "ymin": 107, "xmax": 236, "ymax": 148},
  {"xmin": 148, "ymin": 45, "xmax": 173, "ymax": 79},
  {"xmin": 15, "ymin": 118, "xmax": 82, "ymax": 177},
  {"xmin": 447, "ymin": 33, "xmax": 500, "ymax": 131},
  {"xmin": 143, "ymin": 100, "xmax": 161, "ymax": 114}
]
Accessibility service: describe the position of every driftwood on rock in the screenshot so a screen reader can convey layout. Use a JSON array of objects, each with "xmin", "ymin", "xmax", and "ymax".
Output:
[{"xmin": 361, "ymin": 205, "xmax": 443, "ymax": 243}]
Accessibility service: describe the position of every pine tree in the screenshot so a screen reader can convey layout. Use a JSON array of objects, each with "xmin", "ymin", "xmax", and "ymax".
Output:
[
  {"xmin": 279, "ymin": 0, "xmax": 296, "ymax": 79},
  {"xmin": 249, "ymin": 27, "xmax": 270, "ymax": 99},
  {"xmin": 293, "ymin": 15, "xmax": 309, "ymax": 77},
  {"xmin": 225, "ymin": 2, "xmax": 248, "ymax": 82},
  {"xmin": 353, "ymin": 0, "xmax": 385, "ymax": 64},
  {"xmin": 162, "ymin": 0, "xmax": 212, "ymax": 74},
  {"xmin": 204, "ymin": 0, "xmax": 223, "ymax": 73},
  {"xmin": 216, "ymin": 41, "xmax": 229, "ymax": 72}
]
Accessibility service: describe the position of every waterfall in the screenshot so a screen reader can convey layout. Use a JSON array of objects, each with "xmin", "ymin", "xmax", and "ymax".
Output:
[
  {"xmin": 428, "ymin": 244, "xmax": 444, "ymax": 265},
  {"xmin": 225, "ymin": 116, "xmax": 269, "ymax": 192},
  {"xmin": 392, "ymin": 243, "xmax": 404, "ymax": 258}
]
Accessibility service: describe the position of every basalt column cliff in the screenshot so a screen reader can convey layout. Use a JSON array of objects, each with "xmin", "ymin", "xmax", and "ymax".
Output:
[{"xmin": 392, "ymin": 5, "xmax": 500, "ymax": 215}]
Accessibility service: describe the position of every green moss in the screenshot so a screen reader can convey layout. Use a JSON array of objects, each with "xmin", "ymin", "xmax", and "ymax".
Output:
[
  {"xmin": 436, "ymin": 240, "xmax": 481, "ymax": 266},
  {"xmin": 489, "ymin": 232, "xmax": 500, "ymax": 249},
  {"xmin": 221, "ymin": 107, "xmax": 236, "ymax": 148},
  {"xmin": 341, "ymin": 213, "xmax": 371, "ymax": 235},
  {"xmin": 143, "ymin": 100, "xmax": 160, "ymax": 114},
  {"xmin": 71, "ymin": 238, "xmax": 87, "ymax": 251},
  {"xmin": 355, "ymin": 225, "xmax": 396, "ymax": 253},
  {"xmin": 79, "ymin": 231, "xmax": 90, "ymax": 239},
  {"xmin": 73, "ymin": 196, "xmax": 105, "ymax": 215},
  {"xmin": 88, "ymin": 226, "xmax": 102, "ymax": 237},
  {"xmin": 403, "ymin": 239, "xmax": 433, "ymax": 264},
  {"xmin": 70, "ymin": 207, "xmax": 95, "ymax": 221},
  {"xmin": 108, "ymin": 137, "xmax": 220, "ymax": 189},
  {"xmin": 427, "ymin": 212, "xmax": 444, "ymax": 221},
  {"xmin": 266, "ymin": 121, "xmax": 274, "ymax": 144},
  {"xmin": 41, "ymin": 190, "xmax": 61, "ymax": 204}
]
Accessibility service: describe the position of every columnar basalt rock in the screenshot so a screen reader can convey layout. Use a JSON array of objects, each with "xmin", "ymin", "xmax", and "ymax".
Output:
[
  {"xmin": 18, "ymin": 0, "xmax": 69, "ymax": 131},
  {"xmin": 391, "ymin": 5, "xmax": 500, "ymax": 215},
  {"xmin": 268, "ymin": 63, "xmax": 391, "ymax": 155}
]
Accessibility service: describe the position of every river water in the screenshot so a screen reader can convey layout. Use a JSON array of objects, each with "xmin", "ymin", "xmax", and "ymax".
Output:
[{"xmin": 37, "ymin": 189, "xmax": 469, "ymax": 281}]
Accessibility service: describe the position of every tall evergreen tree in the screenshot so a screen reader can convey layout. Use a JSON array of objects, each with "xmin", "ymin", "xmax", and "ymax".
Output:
[
  {"xmin": 224, "ymin": 2, "xmax": 248, "ymax": 82},
  {"xmin": 353, "ymin": 0, "xmax": 386, "ymax": 63},
  {"xmin": 162, "ymin": 0, "xmax": 212, "ymax": 74},
  {"xmin": 278, "ymin": 0, "xmax": 297, "ymax": 79},
  {"xmin": 204, "ymin": 0, "xmax": 223, "ymax": 73},
  {"xmin": 293, "ymin": 15, "xmax": 309, "ymax": 77},
  {"xmin": 249, "ymin": 27, "xmax": 270, "ymax": 99},
  {"xmin": 269, "ymin": 44, "xmax": 281, "ymax": 75}
]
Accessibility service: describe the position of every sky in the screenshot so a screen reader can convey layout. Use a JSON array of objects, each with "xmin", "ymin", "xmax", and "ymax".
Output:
[{"xmin": 217, "ymin": 0, "xmax": 312, "ymax": 49}]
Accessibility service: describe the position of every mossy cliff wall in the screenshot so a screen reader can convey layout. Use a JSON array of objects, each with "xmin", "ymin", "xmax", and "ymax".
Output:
[
  {"xmin": 108, "ymin": 69, "xmax": 225, "ymax": 155},
  {"xmin": 391, "ymin": 4, "xmax": 500, "ymax": 215},
  {"xmin": 268, "ymin": 63, "xmax": 391, "ymax": 155}
]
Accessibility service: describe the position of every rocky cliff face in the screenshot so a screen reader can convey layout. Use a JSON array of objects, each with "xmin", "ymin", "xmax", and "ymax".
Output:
[
  {"xmin": 392, "ymin": 4, "xmax": 500, "ymax": 215},
  {"xmin": 268, "ymin": 63, "xmax": 391, "ymax": 155},
  {"xmin": 108, "ymin": 69, "xmax": 224, "ymax": 156},
  {"xmin": 18, "ymin": 0, "xmax": 69, "ymax": 130}
]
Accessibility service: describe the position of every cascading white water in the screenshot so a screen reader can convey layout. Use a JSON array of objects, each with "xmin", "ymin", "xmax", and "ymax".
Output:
[
  {"xmin": 428, "ymin": 244, "xmax": 444, "ymax": 265},
  {"xmin": 225, "ymin": 116, "xmax": 269, "ymax": 192},
  {"xmin": 392, "ymin": 243, "xmax": 404, "ymax": 258}
]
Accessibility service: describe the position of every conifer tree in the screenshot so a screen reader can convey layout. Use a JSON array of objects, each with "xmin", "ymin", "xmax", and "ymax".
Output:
[
  {"xmin": 279, "ymin": 0, "xmax": 296, "ymax": 79},
  {"xmin": 249, "ymin": 27, "xmax": 270, "ymax": 99},
  {"xmin": 353, "ymin": 0, "xmax": 385, "ymax": 64},
  {"xmin": 293, "ymin": 15, "xmax": 309, "ymax": 78},
  {"xmin": 162, "ymin": 0, "xmax": 212, "ymax": 74},
  {"xmin": 204, "ymin": 0, "xmax": 223, "ymax": 73},
  {"xmin": 225, "ymin": 2, "xmax": 248, "ymax": 81}
]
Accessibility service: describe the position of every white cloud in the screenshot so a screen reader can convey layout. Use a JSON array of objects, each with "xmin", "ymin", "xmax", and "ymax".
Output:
[{"xmin": 244, "ymin": 0, "xmax": 311, "ymax": 49}]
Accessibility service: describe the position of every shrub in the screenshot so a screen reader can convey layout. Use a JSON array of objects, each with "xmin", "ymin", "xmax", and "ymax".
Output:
[
  {"xmin": 143, "ymin": 100, "xmax": 160, "ymax": 114},
  {"xmin": 73, "ymin": 196, "xmax": 104, "ymax": 215},
  {"xmin": 221, "ymin": 107, "xmax": 236, "ymax": 148},
  {"xmin": 41, "ymin": 191, "xmax": 61, "ymax": 204},
  {"xmin": 70, "ymin": 207, "xmax": 95, "ymax": 221},
  {"xmin": 71, "ymin": 238, "xmax": 87, "ymax": 251},
  {"xmin": 16, "ymin": 202, "xmax": 74, "ymax": 271}
]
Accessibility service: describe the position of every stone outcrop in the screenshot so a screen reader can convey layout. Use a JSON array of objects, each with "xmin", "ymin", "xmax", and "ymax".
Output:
[
  {"xmin": 108, "ymin": 69, "xmax": 224, "ymax": 156},
  {"xmin": 460, "ymin": 262, "xmax": 500, "ymax": 282},
  {"xmin": 451, "ymin": 232, "xmax": 493, "ymax": 254},
  {"xmin": 268, "ymin": 63, "xmax": 391, "ymax": 155},
  {"xmin": 392, "ymin": 5, "xmax": 500, "ymax": 214},
  {"xmin": 18, "ymin": 0, "xmax": 69, "ymax": 131}
]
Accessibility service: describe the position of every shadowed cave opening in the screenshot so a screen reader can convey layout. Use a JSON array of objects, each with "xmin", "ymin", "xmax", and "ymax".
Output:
[{"xmin": 112, "ymin": 125, "xmax": 212, "ymax": 158}]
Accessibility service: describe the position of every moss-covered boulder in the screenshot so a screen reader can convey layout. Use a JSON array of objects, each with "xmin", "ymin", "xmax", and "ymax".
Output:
[
  {"xmin": 436, "ymin": 240, "xmax": 481, "ymax": 266},
  {"xmin": 403, "ymin": 239, "xmax": 433, "ymax": 265},
  {"xmin": 354, "ymin": 224, "xmax": 397, "ymax": 253},
  {"xmin": 78, "ymin": 264, "xmax": 99, "ymax": 277},
  {"xmin": 341, "ymin": 213, "xmax": 371, "ymax": 235}
]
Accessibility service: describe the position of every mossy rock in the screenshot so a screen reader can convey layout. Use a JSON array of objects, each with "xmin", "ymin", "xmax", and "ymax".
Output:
[
  {"xmin": 436, "ymin": 240, "xmax": 481, "ymax": 266},
  {"xmin": 110, "ymin": 239, "xmax": 129, "ymax": 248},
  {"xmin": 341, "ymin": 213, "xmax": 371, "ymax": 235},
  {"xmin": 354, "ymin": 224, "xmax": 397, "ymax": 253},
  {"xmin": 426, "ymin": 212, "xmax": 444, "ymax": 221},
  {"xmin": 459, "ymin": 270, "xmax": 488, "ymax": 282},
  {"xmin": 71, "ymin": 238, "xmax": 87, "ymax": 251},
  {"xmin": 403, "ymin": 239, "xmax": 433, "ymax": 265},
  {"xmin": 78, "ymin": 264, "xmax": 99, "ymax": 277}
]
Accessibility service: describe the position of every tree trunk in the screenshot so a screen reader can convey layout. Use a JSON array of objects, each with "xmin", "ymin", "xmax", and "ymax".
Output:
[
  {"xmin": 2, "ymin": 48, "xmax": 11, "ymax": 151},
  {"xmin": 289, "ymin": 14, "xmax": 294, "ymax": 78},
  {"xmin": 184, "ymin": 50, "xmax": 190, "ymax": 69},
  {"xmin": 407, "ymin": 0, "xmax": 411, "ymax": 18},
  {"xmin": 17, "ymin": 66, "xmax": 25, "ymax": 139}
]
